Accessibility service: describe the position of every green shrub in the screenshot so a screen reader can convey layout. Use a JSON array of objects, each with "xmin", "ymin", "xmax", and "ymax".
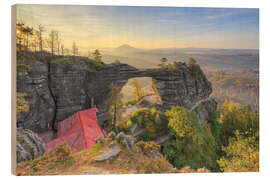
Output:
[
  {"xmin": 17, "ymin": 64, "xmax": 30, "ymax": 72},
  {"xmin": 187, "ymin": 58, "xmax": 203, "ymax": 81},
  {"xmin": 217, "ymin": 130, "xmax": 259, "ymax": 172},
  {"xmin": 135, "ymin": 141, "xmax": 160, "ymax": 154},
  {"xmin": 64, "ymin": 157, "xmax": 74, "ymax": 167},
  {"xmin": 120, "ymin": 99, "xmax": 137, "ymax": 106},
  {"xmin": 163, "ymin": 106, "xmax": 219, "ymax": 171},
  {"xmin": 219, "ymin": 100, "xmax": 259, "ymax": 145},
  {"xmin": 16, "ymin": 93, "xmax": 29, "ymax": 116},
  {"xmin": 131, "ymin": 108, "xmax": 167, "ymax": 141},
  {"xmin": 116, "ymin": 118, "xmax": 132, "ymax": 133},
  {"xmin": 47, "ymin": 164, "xmax": 55, "ymax": 170},
  {"xmin": 51, "ymin": 58, "xmax": 105, "ymax": 70},
  {"xmin": 165, "ymin": 106, "xmax": 197, "ymax": 138},
  {"xmin": 167, "ymin": 61, "xmax": 180, "ymax": 72},
  {"xmin": 206, "ymin": 108, "xmax": 221, "ymax": 140}
]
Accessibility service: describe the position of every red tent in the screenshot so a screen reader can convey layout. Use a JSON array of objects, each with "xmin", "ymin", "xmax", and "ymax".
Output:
[{"xmin": 39, "ymin": 108, "xmax": 106, "ymax": 152}]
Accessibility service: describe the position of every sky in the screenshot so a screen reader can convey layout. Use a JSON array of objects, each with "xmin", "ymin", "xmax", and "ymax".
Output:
[{"xmin": 16, "ymin": 5, "xmax": 259, "ymax": 52}]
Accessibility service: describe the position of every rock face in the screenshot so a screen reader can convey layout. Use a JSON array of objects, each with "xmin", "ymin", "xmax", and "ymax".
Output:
[
  {"xmin": 192, "ymin": 98, "xmax": 218, "ymax": 126},
  {"xmin": 17, "ymin": 55, "xmax": 212, "ymax": 133},
  {"xmin": 16, "ymin": 128, "xmax": 45, "ymax": 163},
  {"xmin": 17, "ymin": 61, "xmax": 55, "ymax": 133}
]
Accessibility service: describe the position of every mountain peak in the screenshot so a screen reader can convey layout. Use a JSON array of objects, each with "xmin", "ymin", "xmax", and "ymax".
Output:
[
  {"xmin": 117, "ymin": 44, "xmax": 135, "ymax": 49},
  {"xmin": 115, "ymin": 44, "xmax": 138, "ymax": 52}
]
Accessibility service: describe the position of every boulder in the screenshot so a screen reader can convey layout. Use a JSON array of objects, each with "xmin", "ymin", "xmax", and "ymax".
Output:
[
  {"xmin": 108, "ymin": 131, "xmax": 116, "ymax": 139},
  {"xmin": 16, "ymin": 128, "xmax": 45, "ymax": 163},
  {"xmin": 116, "ymin": 132, "xmax": 136, "ymax": 152},
  {"xmin": 16, "ymin": 142, "xmax": 31, "ymax": 163},
  {"xmin": 94, "ymin": 145, "xmax": 122, "ymax": 162}
]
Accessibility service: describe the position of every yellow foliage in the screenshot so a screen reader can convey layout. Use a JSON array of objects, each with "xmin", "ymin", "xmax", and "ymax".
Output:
[
  {"xmin": 166, "ymin": 106, "xmax": 194, "ymax": 138},
  {"xmin": 135, "ymin": 141, "xmax": 160, "ymax": 153},
  {"xmin": 217, "ymin": 130, "xmax": 259, "ymax": 172},
  {"xmin": 188, "ymin": 58, "xmax": 197, "ymax": 67},
  {"xmin": 16, "ymin": 93, "xmax": 29, "ymax": 117}
]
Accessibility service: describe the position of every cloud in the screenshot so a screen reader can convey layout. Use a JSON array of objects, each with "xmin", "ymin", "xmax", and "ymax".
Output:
[
  {"xmin": 206, "ymin": 12, "xmax": 234, "ymax": 19},
  {"xmin": 16, "ymin": 5, "xmax": 259, "ymax": 50}
]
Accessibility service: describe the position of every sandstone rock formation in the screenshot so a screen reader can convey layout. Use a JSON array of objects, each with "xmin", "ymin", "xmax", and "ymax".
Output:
[
  {"xmin": 192, "ymin": 98, "xmax": 218, "ymax": 126},
  {"xmin": 17, "ymin": 54, "xmax": 212, "ymax": 133},
  {"xmin": 16, "ymin": 128, "xmax": 45, "ymax": 163}
]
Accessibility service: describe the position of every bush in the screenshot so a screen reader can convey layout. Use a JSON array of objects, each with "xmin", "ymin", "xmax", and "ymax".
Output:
[
  {"xmin": 135, "ymin": 141, "xmax": 160, "ymax": 153},
  {"xmin": 17, "ymin": 64, "xmax": 30, "ymax": 72},
  {"xmin": 51, "ymin": 57, "xmax": 105, "ymax": 70},
  {"xmin": 167, "ymin": 62, "xmax": 180, "ymax": 72},
  {"xmin": 219, "ymin": 100, "xmax": 259, "ymax": 145},
  {"xmin": 163, "ymin": 106, "xmax": 219, "ymax": 171},
  {"xmin": 136, "ymin": 156, "xmax": 173, "ymax": 174},
  {"xmin": 217, "ymin": 130, "xmax": 259, "ymax": 172},
  {"xmin": 208, "ymin": 109, "xmax": 221, "ymax": 143},
  {"xmin": 47, "ymin": 164, "xmax": 55, "ymax": 170},
  {"xmin": 187, "ymin": 58, "xmax": 203, "ymax": 80},
  {"xmin": 16, "ymin": 93, "xmax": 29, "ymax": 116},
  {"xmin": 188, "ymin": 58, "xmax": 196, "ymax": 67},
  {"xmin": 51, "ymin": 143, "xmax": 72, "ymax": 162},
  {"xmin": 144, "ymin": 157, "xmax": 173, "ymax": 173},
  {"xmin": 116, "ymin": 118, "xmax": 132, "ymax": 133},
  {"xmin": 165, "ymin": 106, "xmax": 197, "ymax": 138},
  {"xmin": 131, "ymin": 108, "xmax": 167, "ymax": 141}
]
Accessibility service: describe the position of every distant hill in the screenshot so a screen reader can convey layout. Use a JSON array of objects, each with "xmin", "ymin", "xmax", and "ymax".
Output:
[
  {"xmin": 114, "ymin": 44, "xmax": 140, "ymax": 53},
  {"xmin": 104, "ymin": 46, "xmax": 259, "ymax": 70}
]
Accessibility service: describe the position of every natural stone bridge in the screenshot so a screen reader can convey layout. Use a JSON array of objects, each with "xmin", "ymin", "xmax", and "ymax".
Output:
[{"xmin": 17, "ymin": 57, "xmax": 212, "ymax": 133}]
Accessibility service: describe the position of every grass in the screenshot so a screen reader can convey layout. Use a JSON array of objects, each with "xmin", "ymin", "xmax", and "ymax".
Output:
[
  {"xmin": 47, "ymin": 164, "xmax": 56, "ymax": 170},
  {"xmin": 16, "ymin": 143, "xmax": 75, "ymax": 175},
  {"xmin": 16, "ymin": 138, "xmax": 208, "ymax": 175}
]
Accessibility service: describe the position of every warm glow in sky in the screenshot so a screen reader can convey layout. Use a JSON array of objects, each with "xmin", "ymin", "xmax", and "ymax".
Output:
[{"xmin": 16, "ymin": 5, "xmax": 259, "ymax": 52}]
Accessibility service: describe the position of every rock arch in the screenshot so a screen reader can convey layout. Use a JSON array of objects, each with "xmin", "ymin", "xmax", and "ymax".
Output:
[{"xmin": 17, "ymin": 60, "xmax": 212, "ymax": 133}]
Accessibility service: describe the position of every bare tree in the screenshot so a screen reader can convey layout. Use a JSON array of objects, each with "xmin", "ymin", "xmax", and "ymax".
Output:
[
  {"xmin": 31, "ymin": 30, "xmax": 39, "ymax": 52},
  {"xmin": 64, "ymin": 48, "xmax": 70, "ymax": 56},
  {"xmin": 55, "ymin": 32, "xmax": 61, "ymax": 55},
  {"xmin": 61, "ymin": 44, "xmax": 64, "ymax": 56},
  {"xmin": 47, "ymin": 30, "xmax": 58, "ymax": 56},
  {"xmin": 22, "ymin": 26, "xmax": 33, "ymax": 51},
  {"xmin": 16, "ymin": 21, "xmax": 25, "ymax": 51},
  {"xmin": 87, "ymin": 50, "xmax": 91, "ymax": 58},
  {"xmin": 72, "ymin": 41, "xmax": 78, "ymax": 56},
  {"xmin": 37, "ymin": 24, "xmax": 45, "ymax": 52}
]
